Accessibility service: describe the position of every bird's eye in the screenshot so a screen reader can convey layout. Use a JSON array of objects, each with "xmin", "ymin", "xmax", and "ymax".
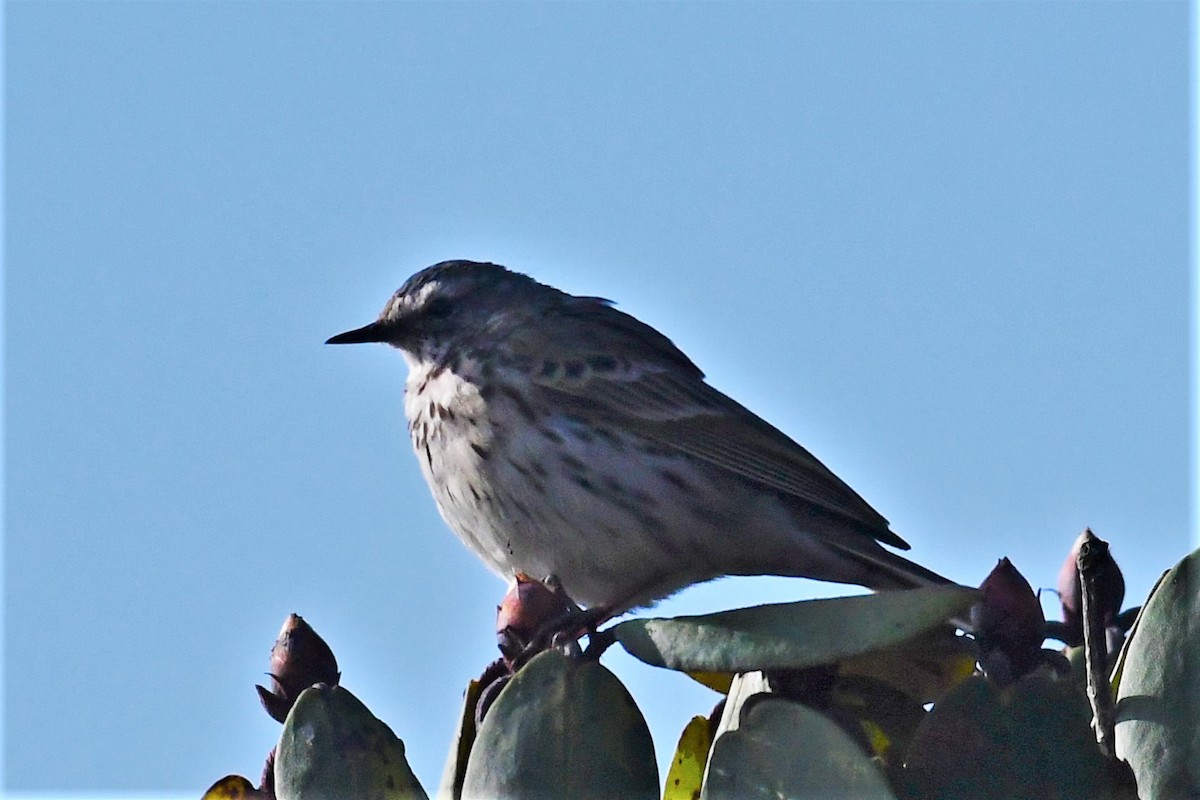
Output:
[{"xmin": 424, "ymin": 298, "xmax": 453, "ymax": 319}]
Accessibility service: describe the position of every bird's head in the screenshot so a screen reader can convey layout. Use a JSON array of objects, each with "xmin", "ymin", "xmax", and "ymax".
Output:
[{"xmin": 326, "ymin": 260, "xmax": 560, "ymax": 362}]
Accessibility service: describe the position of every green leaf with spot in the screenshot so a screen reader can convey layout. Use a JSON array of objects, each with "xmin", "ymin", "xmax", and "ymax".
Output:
[
  {"xmin": 613, "ymin": 586, "xmax": 977, "ymax": 672},
  {"xmin": 275, "ymin": 684, "xmax": 427, "ymax": 800},
  {"xmin": 1114, "ymin": 546, "xmax": 1200, "ymax": 798},
  {"xmin": 461, "ymin": 650, "xmax": 658, "ymax": 800},
  {"xmin": 702, "ymin": 696, "xmax": 897, "ymax": 800}
]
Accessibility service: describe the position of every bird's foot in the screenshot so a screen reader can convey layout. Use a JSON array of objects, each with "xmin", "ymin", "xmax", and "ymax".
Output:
[
  {"xmin": 498, "ymin": 574, "xmax": 622, "ymax": 668},
  {"xmin": 495, "ymin": 573, "xmax": 579, "ymax": 665},
  {"xmin": 513, "ymin": 605, "xmax": 605, "ymax": 667}
]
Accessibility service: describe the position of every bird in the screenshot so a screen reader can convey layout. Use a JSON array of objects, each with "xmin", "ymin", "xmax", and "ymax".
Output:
[{"xmin": 327, "ymin": 260, "xmax": 950, "ymax": 618}]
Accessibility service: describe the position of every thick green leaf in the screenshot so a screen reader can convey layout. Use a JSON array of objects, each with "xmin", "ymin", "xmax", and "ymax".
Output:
[
  {"xmin": 828, "ymin": 676, "xmax": 928, "ymax": 767},
  {"xmin": 435, "ymin": 678, "xmax": 484, "ymax": 800},
  {"xmin": 1114, "ymin": 546, "xmax": 1200, "ymax": 798},
  {"xmin": 903, "ymin": 674, "xmax": 1106, "ymax": 800},
  {"xmin": 903, "ymin": 676, "xmax": 1002, "ymax": 800},
  {"xmin": 275, "ymin": 684, "xmax": 428, "ymax": 800},
  {"xmin": 1110, "ymin": 569, "xmax": 1167, "ymax": 693},
  {"xmin": 461, "ymin": 650, "xmax": 658, "ymax": 800},
  {"xmin": 702, "ymin": 696, "xmax": 897, "ymax": 800},
  {"xmin": 613, "ymin": 586, "xmax": 977, "ymax": 672},
  {"xmin": 1001, "ymin": 675, "xmax": 1107, "ymax": 799}
]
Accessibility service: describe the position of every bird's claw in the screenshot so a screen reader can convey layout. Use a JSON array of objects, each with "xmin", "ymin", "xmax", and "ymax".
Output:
[{"xmin": 512, "ymin": 599, "xmax": 611, "ymax": 669}]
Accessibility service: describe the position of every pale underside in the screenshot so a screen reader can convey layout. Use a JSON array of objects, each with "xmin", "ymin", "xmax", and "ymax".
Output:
[{"xmin": 402, "ymin": 339, "xmax": 940, "ymax": 612}]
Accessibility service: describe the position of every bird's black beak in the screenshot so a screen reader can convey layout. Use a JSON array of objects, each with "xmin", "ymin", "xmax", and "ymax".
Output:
[{"xmin": 326, "ymin": 321, "xmax": 390, "ymax": 345}]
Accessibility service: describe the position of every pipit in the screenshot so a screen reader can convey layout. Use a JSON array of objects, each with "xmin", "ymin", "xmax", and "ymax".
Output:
[{"xmin": 328, "ymin": 260, "xmax": 949, "ymax": 619}]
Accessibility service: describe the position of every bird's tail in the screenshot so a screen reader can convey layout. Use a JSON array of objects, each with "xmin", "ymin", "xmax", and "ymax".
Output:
[
  {"xmin": 829, "ymin": 536, "xmax": 960, "ymax": 591},
  {"xmin": 827, "ymin": 537, "xmax": 976, "ymax": 633}
]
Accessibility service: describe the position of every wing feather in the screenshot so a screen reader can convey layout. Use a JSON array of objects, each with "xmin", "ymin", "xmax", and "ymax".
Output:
[{"xmin": 507, "ymin": 300, "xmax": 906, "ymax": 548}]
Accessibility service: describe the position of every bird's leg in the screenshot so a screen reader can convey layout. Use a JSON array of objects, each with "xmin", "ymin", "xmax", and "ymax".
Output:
[
  {"xmin": 508, "ymin": 576, "xmax": 611, "ymax": 667},
  {"xmin": 496, "ymin": 572, "xmax": 575, "ymax": 663},
  {"xmin": 510, "ymin": 574, "xmax": 671, "ymax": 667},
  {"xmin": 547, "ymin": 606, "xmax": 610, "ymax": 648}
]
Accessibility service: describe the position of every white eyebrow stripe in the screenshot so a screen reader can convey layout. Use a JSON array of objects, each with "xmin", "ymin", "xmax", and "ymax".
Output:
[
  {"xmin": 410, "ymin": 280, "xmax": 441, "ymax": 308},
  {"xmin": 385, "ymin": 279, "xmax": 441, "ymax": 320}
]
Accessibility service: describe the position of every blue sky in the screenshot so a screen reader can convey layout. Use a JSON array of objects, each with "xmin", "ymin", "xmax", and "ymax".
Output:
[{"xmin": 5, "ymin": 2, "xmax": 1193, "ymax": 794}]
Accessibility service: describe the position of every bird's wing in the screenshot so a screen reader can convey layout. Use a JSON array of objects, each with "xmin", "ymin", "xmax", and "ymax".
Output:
[{"xmin": 506, "ymin": 300, "xmax": 906, "ymax": 548}]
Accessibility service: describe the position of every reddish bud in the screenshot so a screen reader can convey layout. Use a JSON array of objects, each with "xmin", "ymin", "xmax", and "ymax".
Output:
[
  {"xmin": 972, "ymin": 558, "xmax": 1046, "ymax": 681},
  {"xmin": 255, "ymin": 614, "xmax": 340, "ymax": 724},
  {"xmin": 1057, "ymin": 529, "xmax": 1125, "ymax": 646},
  {"xmin": 259, "ymin": 746, "xmax": 276, "ymax": 798},
  {"xmin": 495, "ymin": 573, "xmax": 573, "ymax": 662}
]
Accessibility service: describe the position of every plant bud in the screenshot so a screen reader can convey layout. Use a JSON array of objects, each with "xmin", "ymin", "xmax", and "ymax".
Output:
[
  {"xmin": 1057, "ymin": 529, "xmax": 1125, "ymax": 646},
  {"xmin": 495, "ymin": 573, "xmax": 573, "ymax": 661},
  {"xmin": 972, "ymin": 558, "xmax": 1046, "ymax": 681},
  {"xmin": 259, "ymin": 747, "xmax": 276, "ymax": 798},
  {"xmin": 255, "ymin": 613, "xmax": 340, "ymax": 724}
]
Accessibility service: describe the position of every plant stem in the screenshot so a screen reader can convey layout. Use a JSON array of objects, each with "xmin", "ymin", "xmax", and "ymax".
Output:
[{"xmin": 1078, "ymin": 528, "xmax": 1116, "ymax": 757}]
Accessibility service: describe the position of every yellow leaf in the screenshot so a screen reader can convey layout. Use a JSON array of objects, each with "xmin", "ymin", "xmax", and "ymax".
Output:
[
  {"xmin": 840, "ymin": 629, "xmax": 977, "ymax": 703},
  {"xmin": 686, "ymin": 671, "xmax": 733, "ymax": 694},
  {"xmin": 859, "ymin": 719, "xmax": 892, "ymax": 758},
  {"xmin": 662, "ymin": 716, "xmax": 711, "ymax": 800},
  {"xmin": 201, "ymin": 775, "xmax": 258, "ymax": 800}
]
